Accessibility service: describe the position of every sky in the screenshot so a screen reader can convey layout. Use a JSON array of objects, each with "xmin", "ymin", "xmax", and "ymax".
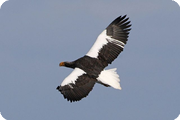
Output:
[{"xmin": 0, "ymin": 0, "xmax": 180, "ymax": 120}]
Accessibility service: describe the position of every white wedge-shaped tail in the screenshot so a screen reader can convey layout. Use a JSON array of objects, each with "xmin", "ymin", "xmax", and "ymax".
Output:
[{"xmin": 97, "ymin": 68, "xmax": 121, "ymax": 90}]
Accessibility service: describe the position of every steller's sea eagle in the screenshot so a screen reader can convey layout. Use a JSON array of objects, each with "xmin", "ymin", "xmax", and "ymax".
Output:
[{"xmin": 57, "ymin": 15, "xmax": 131, "ymax": 102}]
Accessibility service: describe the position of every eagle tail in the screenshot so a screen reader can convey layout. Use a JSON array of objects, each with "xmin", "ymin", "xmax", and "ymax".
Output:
[{"xmin": 97, "ymin": 68, "xmax": 121, "ymax": 90}]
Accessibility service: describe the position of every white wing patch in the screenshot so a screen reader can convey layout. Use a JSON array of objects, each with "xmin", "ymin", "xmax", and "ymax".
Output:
[
  {"xmin": 61, "ymin": 68, "xmax": 86, "ymax": 86},
  {"xmin": 107, "ymin": 38, "xmax": 125, "ymax": 48},
  {"xmin": 86, "ymin": 30, "xmax": 125, "ymax": 58},
  {"xmin": 86, "ymin": 30, "xmax": 108, "ymax": 58}
]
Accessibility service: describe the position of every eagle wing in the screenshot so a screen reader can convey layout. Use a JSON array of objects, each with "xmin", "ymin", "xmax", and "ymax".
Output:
[
  {"xmin": 86, "ymin": 15, "xmax": 131, "ymax": 65},
  {"xmin": 57, "ymin": 68, "xmax": 96, "ymax": 102}
]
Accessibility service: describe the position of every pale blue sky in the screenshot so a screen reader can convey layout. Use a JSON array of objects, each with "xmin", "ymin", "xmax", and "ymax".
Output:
[{"xmin": 0, "ymin": 0, "xmax": 180, "ymax": 120}]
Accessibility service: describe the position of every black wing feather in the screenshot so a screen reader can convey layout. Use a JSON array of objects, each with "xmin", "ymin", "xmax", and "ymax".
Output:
[
  {"xmin": 98, "ymin": 15, "xmax": 131, "ymax": 65},
  {"xmin": 57, "ymin": 74, "xmax": 96, "ymax": 102}
]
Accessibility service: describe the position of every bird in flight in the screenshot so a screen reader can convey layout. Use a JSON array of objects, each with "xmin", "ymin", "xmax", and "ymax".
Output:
[{"xmin": 57, "ymin": 15, "xmax": 131, "ymax": 102}]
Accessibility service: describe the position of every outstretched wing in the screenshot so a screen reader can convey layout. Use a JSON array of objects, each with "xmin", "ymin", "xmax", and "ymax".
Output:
[
  {"xmin": 86, "ymin": 15, "xmax": 131, "ymax": 65},
  {"xmin": 57, "ymin": 68, "xmax": 96, "ymax": 102}
]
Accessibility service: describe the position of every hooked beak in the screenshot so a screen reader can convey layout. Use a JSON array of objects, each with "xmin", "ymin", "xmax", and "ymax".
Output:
[{"xmin": 59, "ymin": 62, "xmax": 65, "ymax": 67}]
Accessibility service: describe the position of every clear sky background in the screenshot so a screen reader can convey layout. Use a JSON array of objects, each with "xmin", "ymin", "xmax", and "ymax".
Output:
[{"xmin": 0, "ymin": 0, "xmax": 180, "ymax": 120}]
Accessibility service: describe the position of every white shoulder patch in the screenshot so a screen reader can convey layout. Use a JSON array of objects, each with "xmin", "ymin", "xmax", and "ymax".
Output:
[
  {"xmin": 86, "ymin": 30, "xmax": 109, "ymax": 58},
  {"xmin": 61, "ymin": 68, "xmax": 86, "ymax": 86}
]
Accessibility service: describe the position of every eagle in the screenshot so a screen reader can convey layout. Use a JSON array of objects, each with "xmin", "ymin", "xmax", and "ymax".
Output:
[{"xmin": 57, "ymin": 15, "xmax": 131, "ymax": 102}]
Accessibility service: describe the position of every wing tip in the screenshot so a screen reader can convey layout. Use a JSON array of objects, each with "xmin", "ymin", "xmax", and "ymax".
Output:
[
  {"xmin": 106, "ymin": 15, "xmax": 131, "ymax": 28},
  {"xmin": 57, "ymin": 85, "xmax": 79, "ymax": 102},
  {"xmin": 106, "ymin": 15, "xmax": 131, "ymax": 43}
]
